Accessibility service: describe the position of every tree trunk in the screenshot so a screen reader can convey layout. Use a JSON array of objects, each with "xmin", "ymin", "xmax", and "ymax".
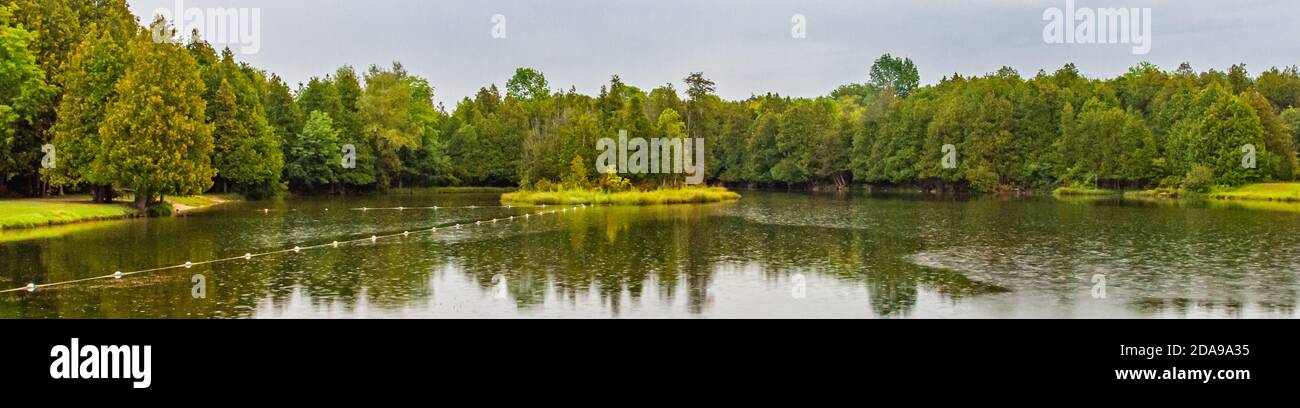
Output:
[{"xmin": 134, "ymin": 188, "xmax": 150, "ymax": 212}]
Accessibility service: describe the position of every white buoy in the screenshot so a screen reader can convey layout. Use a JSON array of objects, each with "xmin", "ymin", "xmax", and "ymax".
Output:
[
  {"xmin": 403, "ymin": 231, "xmax": 409, "ymax": 236},
  {"xmin": 114, "ymin": 271, "xmax": 123, "ymax": 279},
  {"xmin": 293, "ymin": 246, "xmax": 301, "ymax": 253},
  {"xmin": 370, "ymin": 235, "xmax": 378, "ymax": 242},
  {"xmin": 185, "ymin": 261, "xmax": 193, "ymax": 269},
  {"xmin": 332, "ymin": 241, "xmax": 339, "ymax": 248},
  {"xmin": 398, "ymin": 207, "xmax": 404, "ymax": 211},
  {"xmin": 244, "ymin": 253, "xmax": 252, "ymax": 260},
  {"xmin": 26, "ymin": 283, "xmax": 35, "ymax": 292}
]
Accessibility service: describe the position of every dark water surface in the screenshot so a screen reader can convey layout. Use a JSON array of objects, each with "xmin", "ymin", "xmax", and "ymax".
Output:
[{"xmin": 2, "ymin": 190, "xmax": 1298, "ymax": 318}]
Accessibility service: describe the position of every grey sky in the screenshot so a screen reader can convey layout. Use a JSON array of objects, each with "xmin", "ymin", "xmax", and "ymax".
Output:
[{"xmin": 128, "ymin": 0, "xmax": 1300, "ymax": 107}]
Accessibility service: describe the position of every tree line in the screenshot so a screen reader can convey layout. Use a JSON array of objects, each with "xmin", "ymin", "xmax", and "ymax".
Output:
[{"xmin": 4, "ymin": 1, "xmax": 1300, "ymax": 210}]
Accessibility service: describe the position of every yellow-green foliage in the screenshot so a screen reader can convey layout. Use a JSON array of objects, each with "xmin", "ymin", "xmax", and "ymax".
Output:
[
  {"xmin": 1208, "ymin": 183, "xmax": 1300, "ymax": 202},
  {"xmin": 502, "ymin": 186, "xmax": 740, "ymax": 206},
  {"xmin": 0, "ymin": 200, "xmax": 135, "ymax": 229},
  {"xmin": 1052, "ymin": 186, "xmax": 1118, "ymax": 196}
]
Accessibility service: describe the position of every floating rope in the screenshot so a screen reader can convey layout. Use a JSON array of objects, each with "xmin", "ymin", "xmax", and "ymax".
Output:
[
  {"xmin": 350, "ymin": 204, "xmax": 539, "ymax": 211},
  {"xmin": 0, "ymin": 204, "xmax": 588, "ymax": 295}
]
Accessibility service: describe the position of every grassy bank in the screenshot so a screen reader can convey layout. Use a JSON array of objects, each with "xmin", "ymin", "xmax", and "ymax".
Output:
[
  {"xmin": 166, "ymin": 194, "xmax": 237, "ymax": 213},
  {"xmin": 0, "ymin": 193, "xmax": 237, "ymax": 231},
  {"xmin": 502, "ymin": 186, "xmax": 740, "ymax": 206},
  {"xmin": 1207, "ymin": 183, "xmax": 1300, "ymax": 202},
  {"xmin": 0, "ymin": 199, "xmax": 136, "ymax": 230},
  {"xmin": 1124, "ymin": 183, "xmax": 1300, "ymax": 203},
  {"xmin": 1052, "ymin": 186, "xmax": 1119, "ymax": 196}
]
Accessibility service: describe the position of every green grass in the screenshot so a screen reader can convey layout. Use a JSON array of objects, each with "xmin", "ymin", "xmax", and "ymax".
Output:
[
  {"xmin": 115, "ymin": 193, "xmax": 237, "ymax": 213},
  {"xmin": 0, "ymin": 199, "xmax": 136, "ymax": 230},
  {"xmin": 501, "ymin": 186, "xmax": 741, "ymax": 206},
  {"xmin": 167, "ymin": 194, "xmax": 237, "ymax": 211},
  {"xmin": 1123, "ymin": 188, "xmax": 1181, "ymax": 199},
  {"xmin": 1052, "ymin": 186, "xmax": 1119, "ymax": 196},
  {"xmin": 1207, "ymin": 183, "xmax": 1300, "ymax": 202},
  {"xmin": 390, "ymin": 186, "xmax": 517, "ymax": 194}
]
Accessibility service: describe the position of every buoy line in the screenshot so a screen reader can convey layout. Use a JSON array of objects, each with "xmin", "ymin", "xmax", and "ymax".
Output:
[
  {"xmin": 0, "ymin": 204, "xmax": 590, "ymax": 295},
  {"xmin": 350, "ymin": 204, "xmax": 539, "ymax": 211}
]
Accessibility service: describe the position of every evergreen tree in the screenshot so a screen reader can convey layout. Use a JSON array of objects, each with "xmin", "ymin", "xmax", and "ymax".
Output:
[{"xmin": 98, "ymin": 18, "xmax": 215, "ymax": 210}]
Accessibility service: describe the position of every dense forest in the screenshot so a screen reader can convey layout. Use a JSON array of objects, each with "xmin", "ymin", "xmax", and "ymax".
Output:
[{"xmin": 3, "ymin": 1, "xmax": 1300, "ymax": 209}]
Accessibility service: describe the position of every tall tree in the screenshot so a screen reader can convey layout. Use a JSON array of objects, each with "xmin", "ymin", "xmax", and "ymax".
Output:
[
  {"xmin": 505, "ymin": 67, "xmax": 549, "ymax": 101},
  {"xmin": 284, "ymin": 110, "xmax": 342, "ymax": 190},
  {"xmin": 41, "ymin": 2, "xmax": 136, "ymax": 201},
  {"xmin": 869, "ymin": 54, "xmax": 920, "ymax": 97},
  {"xmin": 1242, "ymin": 90, "xmax": 1297, "ymax": 180},
  {"xmin": 98, "ymin": 18, "xmax": 215, "ymax": 211},
  {"xmin": 0, "ymin": 4, "xmax": 53, "ymax": 190},
  {"xmin": 359, "ymin": 63, "xmax": 442, "ymax": 188},
  {"xmin": 197, "ymin": 47, "xmax": 283, "ymax": 198}
]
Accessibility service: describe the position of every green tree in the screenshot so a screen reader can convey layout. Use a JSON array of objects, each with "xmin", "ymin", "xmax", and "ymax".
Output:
[
  {"xmin": 562, "ymin": 154, "xmax": 588, "ymax": 189},
  {"xmin": 193, "ymin": 47, "xmax": 283, "ymax": 198},
  {"xmin": 359, "ymin": 63, "xmax": 442, "ymax": 188},
  {"xmin": 1281, "ymin": 108, "xmax": 1300, "ymax": 151},
  {"xmin": 1242, "ymin": 90, "xmax": 1297, "ymax": 180},
  {"xmin": 1255, "ymin": 66, "xmax": 1300, "ymax": 111},
  {"xmin": 869, "ymin": 54, "xmax": 920, "ymax": 97},
  {"xmin": 505, "ymin": 67, "xmax": 549, "ymax": 101},
  {"xmin": 265, "ymin": 74, "xmax": 304, "ymax": 155},
  {"xmin": 1165, "ymin": 86, "xmax": 1269, "ymax": 186},
  {"xmin": 98, "ymin": 18, "xmax": 215, "ymax": 211},
  {"xmin": 284, "ymin": 110, "xmax": 342, "ymax": 190},
  {"xmin": 334, "ymin": 66, "xmax": 376, "ymax": 189},
  {"xmin": 0, "ymin": 4, "xmax": 53, "ymax": 187},
  {"xmin": 42, "ymin": 7, "xmax": 134, "ymax": 201}
]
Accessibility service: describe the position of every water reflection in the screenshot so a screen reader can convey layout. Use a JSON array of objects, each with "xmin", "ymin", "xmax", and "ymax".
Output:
[{"xmin": 2, "ymin": 191, "xmax": 1298, "ymax": 318}]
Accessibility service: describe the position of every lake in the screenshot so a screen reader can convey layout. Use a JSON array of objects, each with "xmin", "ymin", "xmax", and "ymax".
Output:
[{"xmin": 2, "ymin": 190, "xmax": 1298, "ymax": 318}]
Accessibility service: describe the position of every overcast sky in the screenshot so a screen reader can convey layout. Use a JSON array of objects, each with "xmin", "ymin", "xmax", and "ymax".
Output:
[{"xmin": 127, "ymin": 0, "xmax": 1300, "ymax": 107}]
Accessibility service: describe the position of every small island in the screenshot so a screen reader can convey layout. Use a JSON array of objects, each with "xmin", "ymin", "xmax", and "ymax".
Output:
[
  {"xmin": 501, "ymin": 158, "xmax": 739, "ymax": 206},
  {"xmin": 503, "ymin": 186, "xmax": 740, "ymax": 206}
]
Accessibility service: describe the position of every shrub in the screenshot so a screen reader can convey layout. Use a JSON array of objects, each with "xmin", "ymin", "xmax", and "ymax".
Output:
[
  {"xmin": 597, "ymin": 168, "xmax": 632, "ymax": 192},
  {"xmin": 533, "ymin": 178, "xmax": 557, "ymax": 192},
  {"xmin": 1182, "ymin": 164, "xmax": 1216, "ymax": 193},
  {"xmin": 146, "ymin": 202, "xmax": 174, "ymax": 217}
]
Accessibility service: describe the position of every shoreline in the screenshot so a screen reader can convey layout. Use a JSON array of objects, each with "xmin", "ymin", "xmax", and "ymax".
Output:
[
  {"xmin": 0, "ymin": 194, "xmax": 238, "ymax": 232},
  {"xmin": 502, "ymin": 187, "xmax": 741, "ymax": 206}
]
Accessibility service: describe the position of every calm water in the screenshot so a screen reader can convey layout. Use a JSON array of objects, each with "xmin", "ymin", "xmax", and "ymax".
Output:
[{"xmin": 2, "ymin": 190, "xmax": 1298, "ymax": 318}]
